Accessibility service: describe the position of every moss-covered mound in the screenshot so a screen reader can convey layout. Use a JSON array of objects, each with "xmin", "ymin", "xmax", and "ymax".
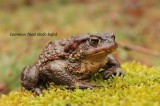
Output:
[{"xmin": 0, "ymin": 62, "xmax": 160, "ymax": 106}]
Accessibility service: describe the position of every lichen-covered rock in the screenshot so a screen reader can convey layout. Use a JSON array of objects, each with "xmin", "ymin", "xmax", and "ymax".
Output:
[{"xmin": 0, "ymin": 62, "xmax": 160, "ymax": 106}]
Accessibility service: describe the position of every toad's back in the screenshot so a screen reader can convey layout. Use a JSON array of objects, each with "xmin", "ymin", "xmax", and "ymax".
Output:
[{"xmin": 37, "ymin": 39, "xmax": 71, "ymax": 67}]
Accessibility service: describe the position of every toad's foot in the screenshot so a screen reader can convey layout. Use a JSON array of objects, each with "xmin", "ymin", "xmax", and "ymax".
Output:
[
  {"xmin": 68, "ymin": 81, "xmax": 102, "ymax": 90},
  {"xmin": 31, "ymin": 88, "xmax": 42, "ymax": 95},
  {"xmin": 102, "ymin": 67, "xmax": 125, "ymax": 79}
]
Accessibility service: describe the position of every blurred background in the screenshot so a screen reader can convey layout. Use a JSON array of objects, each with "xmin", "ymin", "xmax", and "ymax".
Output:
[{"xmin": 0, "ymin": 0, "xmax": 160, "ymax": 96}]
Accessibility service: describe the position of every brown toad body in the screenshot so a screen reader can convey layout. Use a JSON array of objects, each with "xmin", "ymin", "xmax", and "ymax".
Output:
[{"xmin": 21, "ymin": 33, "xmax": 125, "ymax": 95}]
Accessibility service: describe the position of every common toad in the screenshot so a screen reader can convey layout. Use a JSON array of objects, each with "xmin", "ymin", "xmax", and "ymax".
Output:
[{"xmin": 21, "ymin": 33, "xmax": 125, "ymax": 95}]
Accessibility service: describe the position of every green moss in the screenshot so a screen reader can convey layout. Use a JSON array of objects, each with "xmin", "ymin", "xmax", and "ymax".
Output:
[{"xmin": 0, "ymin": 62, "xmax": 160, "ymax": 106}]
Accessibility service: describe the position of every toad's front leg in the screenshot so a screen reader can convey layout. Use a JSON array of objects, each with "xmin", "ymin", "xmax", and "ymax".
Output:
[{"xmin": 100, "ymin": 54, "xmax": 125, "ymax": 80}]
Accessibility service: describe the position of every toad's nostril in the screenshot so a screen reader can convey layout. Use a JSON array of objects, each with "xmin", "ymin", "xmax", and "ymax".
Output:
[{"xmin": 111, "ymin": 35, "xmax": 115, "ymax": 40}]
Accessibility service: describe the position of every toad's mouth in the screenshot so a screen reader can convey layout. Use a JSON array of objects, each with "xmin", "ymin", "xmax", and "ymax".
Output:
[{"xmin": 85, "ymin": 43, "xmax": 118, "ymax": 56}]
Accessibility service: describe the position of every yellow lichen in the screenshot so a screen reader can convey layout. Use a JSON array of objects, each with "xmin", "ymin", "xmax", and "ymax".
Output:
[{"xmin": 0, "ymin": 62, "xmax": 160, "ymax": 106}]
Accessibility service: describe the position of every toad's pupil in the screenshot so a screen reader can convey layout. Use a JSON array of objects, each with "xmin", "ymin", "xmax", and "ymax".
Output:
[{"xmin": 91, "ymin": 39, "xmax": 99, "ymax": 44}]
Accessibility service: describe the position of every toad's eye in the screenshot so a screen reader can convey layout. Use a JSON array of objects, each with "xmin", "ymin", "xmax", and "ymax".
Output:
[{"xmin": 89, "ymin": 36, "xmax": 101, "ymax": 46}]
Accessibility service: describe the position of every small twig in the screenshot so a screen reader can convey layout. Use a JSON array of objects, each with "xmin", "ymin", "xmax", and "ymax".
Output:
[{"xmin": 118, "ymin": 42, "xmax": 160, "ymax": 57}]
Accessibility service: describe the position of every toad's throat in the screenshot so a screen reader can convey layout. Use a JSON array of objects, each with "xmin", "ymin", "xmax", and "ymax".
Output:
[{"xmin": 85, "ymin": 51, "xmax": 108, "ymax": 59}]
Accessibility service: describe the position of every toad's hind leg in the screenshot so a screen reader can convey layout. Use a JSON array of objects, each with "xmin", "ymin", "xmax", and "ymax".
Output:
[
  {"xmin": 41, "ymin": 60, "xmax": 101, "ymax": 90},
  {"xmin": 21, "ymin": 65, "xmax": 42, "ymax": 95}
]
